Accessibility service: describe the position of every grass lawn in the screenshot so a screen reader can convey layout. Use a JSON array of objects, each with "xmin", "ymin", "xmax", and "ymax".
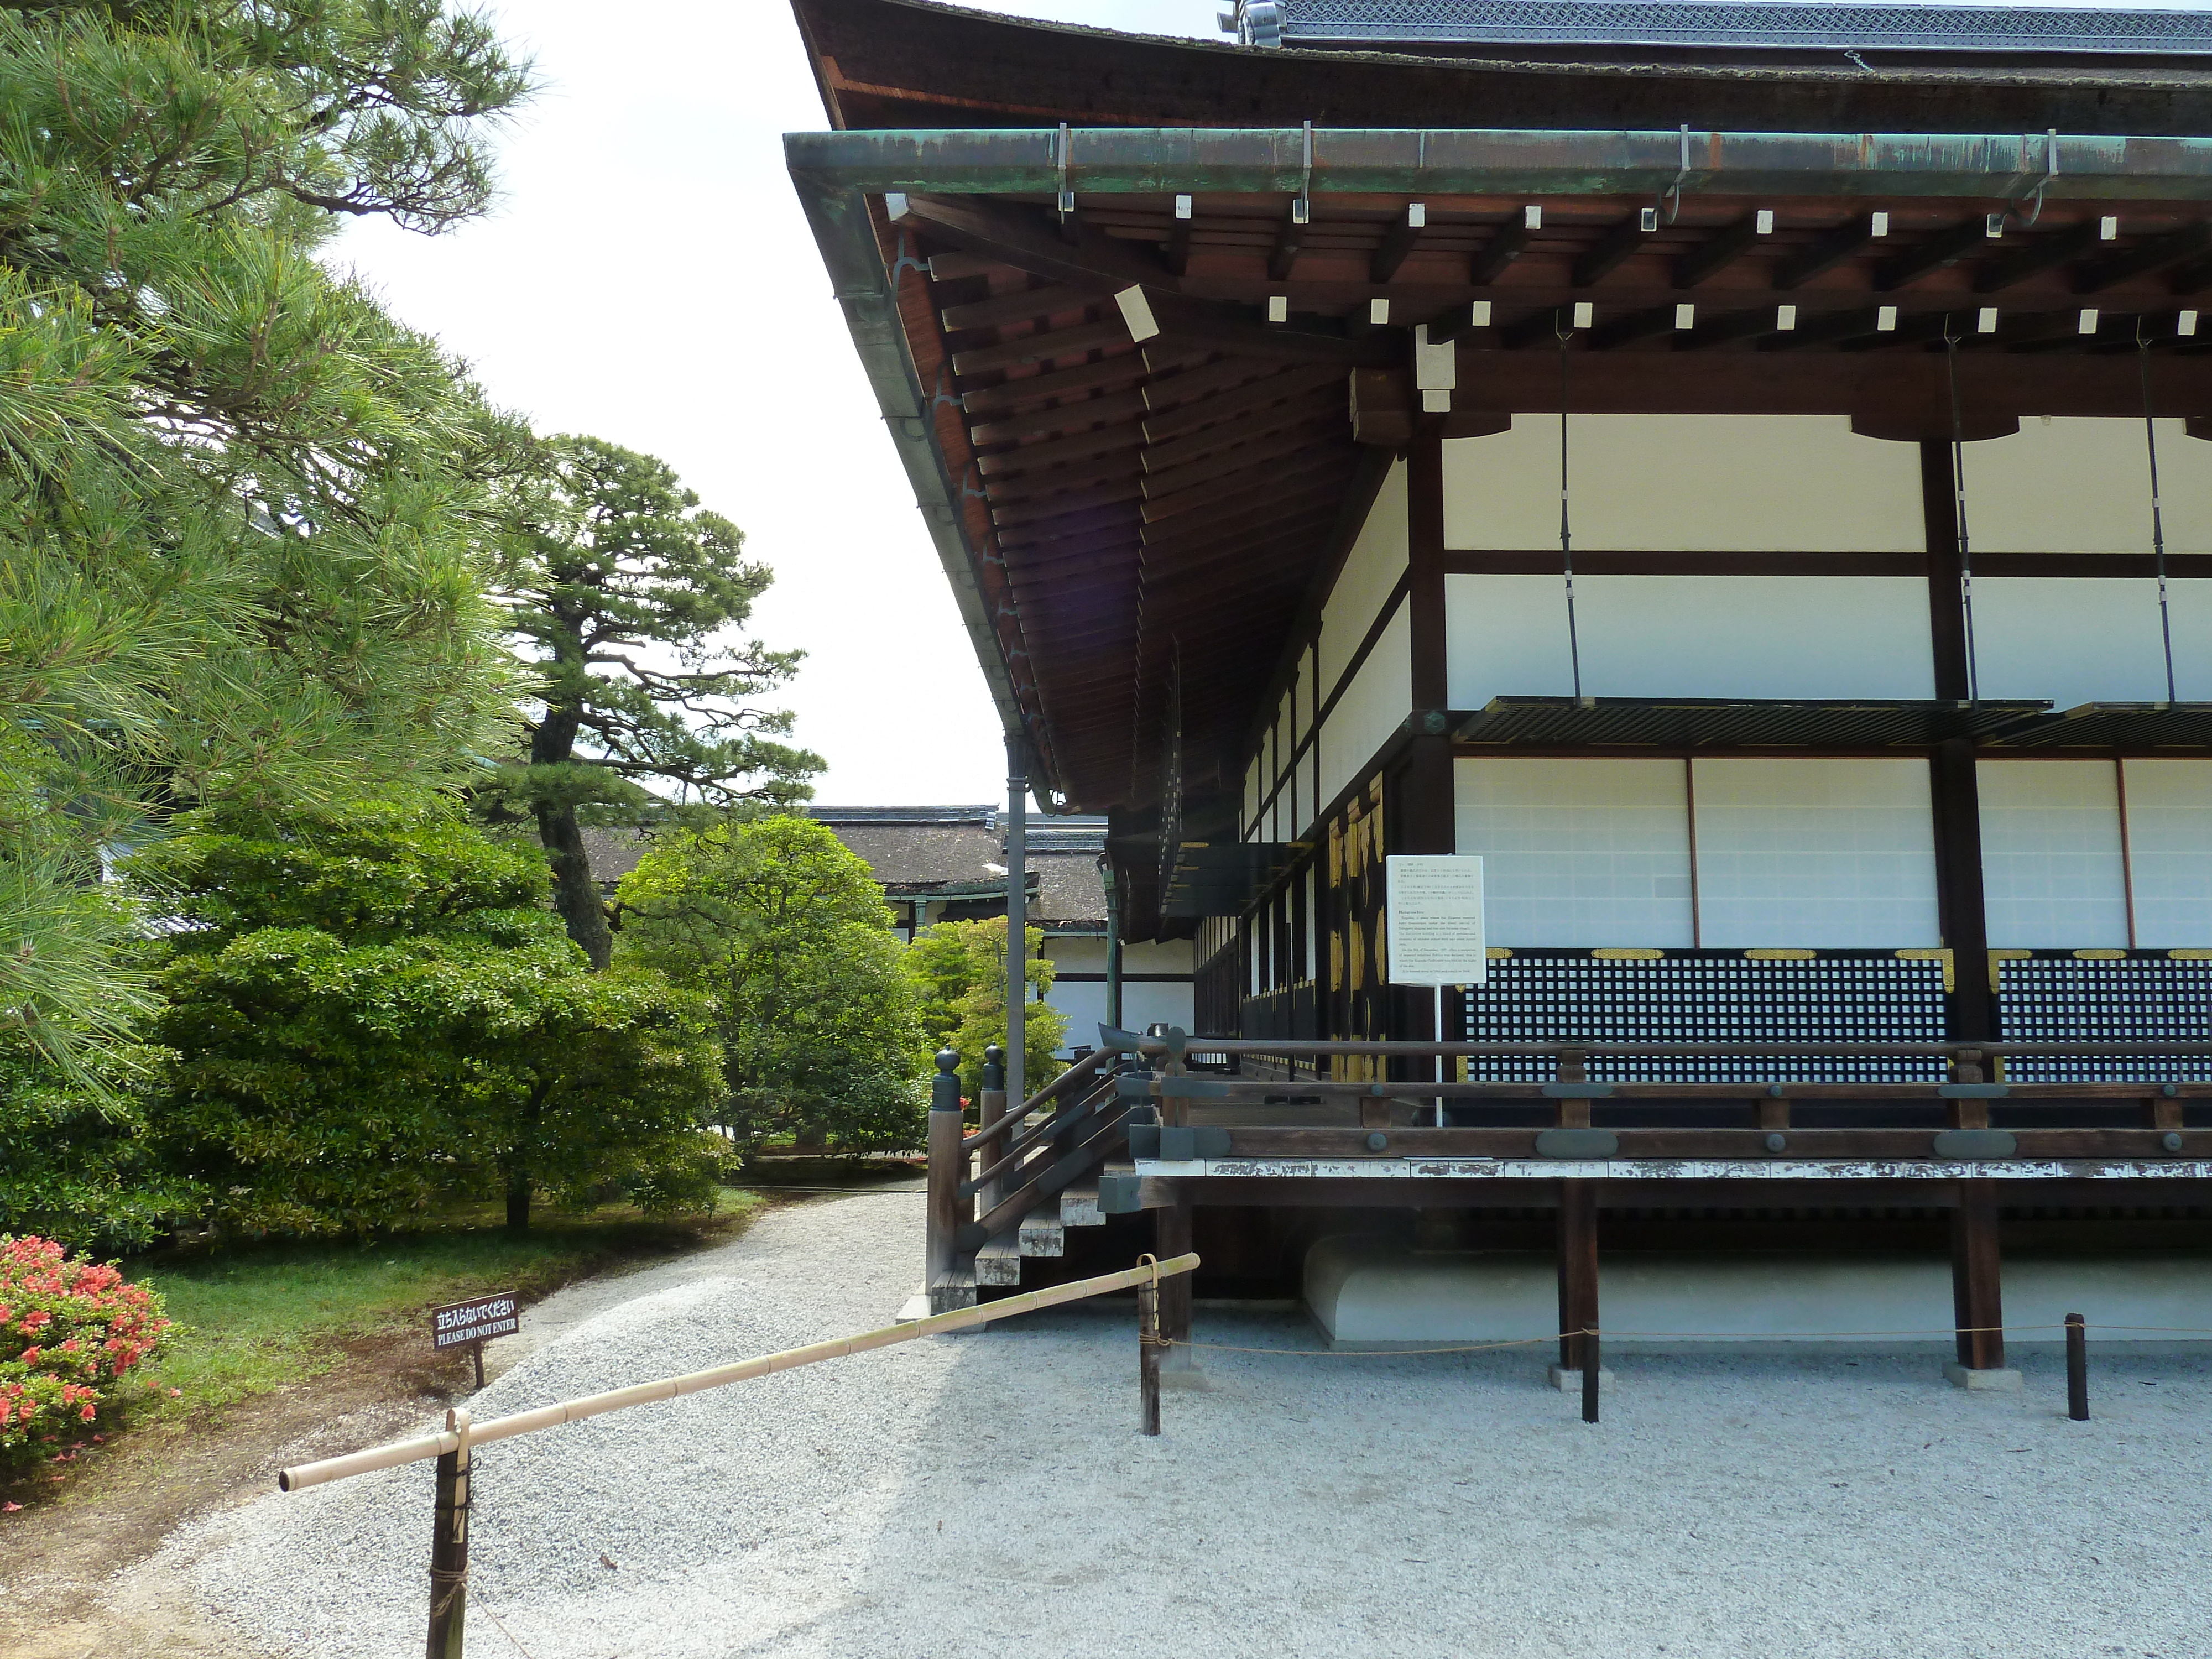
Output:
[{"xmin": 108, "ymin": 1186, "xmax": 771, "ymax": 1439}]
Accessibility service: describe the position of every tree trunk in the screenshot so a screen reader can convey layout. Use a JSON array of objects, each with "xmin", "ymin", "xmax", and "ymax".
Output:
[
  {"xmin": 536, "ymin": 800, "xmax": 613, "ymax": 969},
  {"xmin": 505, "ymin": 1166, "xmax": 531, "ymax": 1232}
]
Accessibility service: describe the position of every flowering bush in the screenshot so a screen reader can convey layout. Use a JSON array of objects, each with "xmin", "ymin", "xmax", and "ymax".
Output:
[{"xmin": 0, "ymin": 1236, "xmax": 172, "ymax": 1469}]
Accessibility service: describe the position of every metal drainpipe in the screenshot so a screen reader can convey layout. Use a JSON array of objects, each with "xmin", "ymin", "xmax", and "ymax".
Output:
[
  {"xmin": 1005, "ymin": 735, "xmax": 1027, "ymax": 1109},
  {"xmin": 1101, "ymin": 854, "xmax": 1124, "ymax": 1032}
]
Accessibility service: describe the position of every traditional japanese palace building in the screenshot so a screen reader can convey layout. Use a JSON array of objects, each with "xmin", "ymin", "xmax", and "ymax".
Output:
[{"xmin": 789, "ymin": 0, "xmax": 2212, "ymax": 1373}]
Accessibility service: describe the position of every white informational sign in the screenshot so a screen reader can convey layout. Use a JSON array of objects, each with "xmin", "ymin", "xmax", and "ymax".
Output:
[{"xmin": 1385, "ymin": 854, "xmax": 1487, "ymax": 987}]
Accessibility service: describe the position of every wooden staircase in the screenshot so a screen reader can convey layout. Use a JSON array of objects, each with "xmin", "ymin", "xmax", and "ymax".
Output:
[
  {"xmin": 929, "ymin": 1052, "xmax": 1136, "ymax": 1311},
  {"xmin": 975, "ymin": 1182, "xmax": 1108, "ymax": 1286}
]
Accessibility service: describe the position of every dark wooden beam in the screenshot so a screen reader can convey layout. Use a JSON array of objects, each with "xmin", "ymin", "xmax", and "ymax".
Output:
[
  {"xmin": 969, "ymin": 387, "xmax": 1147, "ymax": 445},
  {"xmin": 1371, "ymin": 202, "xmax": 1426, "ymax": 284},
  {"xmin": 990, "ymin": 478, "xmax": 1144, "ymax": 529},
  {"xmin": 1141, "ymin": 365, "xmax": 1340, "ymax": 445},
  {"xmin": 1572, "ymin": 210, "xmax": 1655, "ymax": 288},
  {"xmin": 1140, "ymin": 461, "xmax": 1354, "ymax": 529},
  {"xmin": 1140, "ymin": 354, "xmax": 1288, "ymax": 415},
  {"xmin": 975, "ymin": 421, "xmax": 1143, "ymax": 478},
  {"xmin": 1672, "ymin": 212, "xmax": 1767, "ymax": 290},
  {"xmin": 1672, "ymin": 306, "xmax": 1787, "ymax": 351},
  {"xmin": 1875, "ymin": 218, "xmax": 1998, "ymax": 293},
  {"xmin": 948, "ymin": 317, "xmax": 1132, "ymax": 377},
  {"xmin": 1590, "ymin": 306, "xmax": 1680, "ymax": 351},
  {"xmin": 895, "ymin": 192, "xmax": 1168, "ymax": 293},
  {"xmin": 1498, "ymin": 307, "xmax": 1573, "ymax": 350},
  {"xmin": 1165, "ymin": 194, "xmax": 1194, "ymax": 277},
  {"xmin": 1776, "ymin": 215, "xmax": 1882, "ymax": 290},
  {"xmin": 1757, "ymin": 306, "xmax": 1885, "ymax": 351},
  {"xmin": 1838, "ymin": 310, "xmax": 1955, "ymax": 352},
  {"xmin": 1141, "ymin": 431, "xmax": 1345, "ymax": 515},
  {"xmin": 961, "ymin": 352, "xmax": 1149, "ymax": 416},
  {"xmin": 1268, "ymin": 205, "xmax": 1306, "ymax": 282},
  {"xmin": 2171, "ymin": 251, "xmax": 2212, "ymax": 296},
  {"xmin": 1140, "ymin": 420, "xmax": 1343, "ymax": 499},
  {"xmin": 2075, "ymin": 222, "xmax": 2212, "ymax": 295},
  {"xmin": 1971, "ymin": 221, "xmax": 2104, "ymax": 294},
  {"xmin": 985, "ymin": 450, "xmax": 1144, "ymax": 503},
  {"xmin": 938, "ymin": 281, "xmax": 1100, "ymax": 333},
  {"xmin": 1470, "ymin": 218, "xmax": 1533, "ymax": 286},
  {"xmin": 1147, "ymin": 291, "xmax": 1396, "ymax": 369}
]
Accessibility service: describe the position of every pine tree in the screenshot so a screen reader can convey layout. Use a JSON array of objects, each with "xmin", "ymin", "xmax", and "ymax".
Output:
[
  {"xmin": 489, "ymin": 436, "xmax": 821, "ymax": 967},
  {"xmin": 0, "ymin": 1, "xmax": 535, "ymax": 1081}
]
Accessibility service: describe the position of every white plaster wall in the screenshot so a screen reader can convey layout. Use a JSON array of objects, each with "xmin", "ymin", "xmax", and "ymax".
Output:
[
  {"xmin": 2124, "ymin": 759, "xmax": 2212, "ymax": 947},
  {"xmin": 1691, "ymin": 758, "xmax": 1941, "ymax": 948},
  {"xmin": 1976, "ymin": 760, "xmax": 2130, "ymax": 950},
  {"xmin": 1454, "ymin": 757, "xmax": 1695, "ymax": 947},
  {"xmin": 1305, "ymin": 1237, "xmax": 2212, "ymax": 1348},
  {"xmin": 1317, "ymin": 458, "xmax": 1408, "ymax": 694},
  {"xmin": 1968, "ymin": 577, "xmax": 2212, "ymax": 707},
  {"xmin": 1960, "ymin": 417, "xmax": 2212, "ymax": 555},
  {"xmin": 1317, "ymin": 598, "xmax": 1410, "ymax": 808},
  {"xmin": 1443, "ymin": 415, "xmax": 1925, "ymax": 552},
  {"xmin": 1446, "ymin": 572, "xmax": 1934, "ymax": 707}
]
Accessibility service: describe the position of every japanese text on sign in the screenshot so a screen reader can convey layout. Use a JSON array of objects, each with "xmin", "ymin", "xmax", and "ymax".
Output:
[
  {"xmin": 1384, "ymin": 854, "xmax": 1487, "ymax": 988},
  {"xmin": 431, "ymin": 1292, "xmax": 519, "ymax": 1351}
]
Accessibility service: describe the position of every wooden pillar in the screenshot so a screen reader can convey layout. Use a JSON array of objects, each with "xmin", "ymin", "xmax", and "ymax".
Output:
[
  {"xmin": 1931, "ymin": 738, "xmax": 1995, "ymax": 1041},
  {"xmin": 1390, "ymin": 427, "xmax": 1457, "ymax": 1067},
  {"xmin": 1922, "ymin": 440, "xmax": 1994, "ymax": 1044},
  {"xmin": 1155, "ymin": 1196, "xmax": 1194, "ymax": 1364},
  {"xmin": 1556, "ymin": 1179, "xmax": 1599, "ymax": 1373},
  {"xmin": 1921, "ymin": 439, "xmax": 1971, "ymax": 702},
  {"xmin": 1950, "ymin": 1179, "xmax": 2005, "ymax": 1371}
]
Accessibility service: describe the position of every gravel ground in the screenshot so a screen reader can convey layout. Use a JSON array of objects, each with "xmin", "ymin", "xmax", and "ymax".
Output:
[{"xmin": 171, "ymin": 1193, "xmax": 2212, "ymax": 1659}]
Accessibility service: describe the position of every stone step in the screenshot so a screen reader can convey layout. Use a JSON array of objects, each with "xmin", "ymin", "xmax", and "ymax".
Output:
[
  {"xmin": 975, "ymin": 1235, "xmax": 1024, "ymax": 1287},
  {"xmin": 1060, "ymin": 1183, "xmax": 1104, "ymax": 1227},
  {"xmin": 928, "ymin": 1266, "xmax": 975, "ymax": 1314},
  {"xmin": 1018, "ymin": 1206, "xmax": 1066, "ymax": 1258}
]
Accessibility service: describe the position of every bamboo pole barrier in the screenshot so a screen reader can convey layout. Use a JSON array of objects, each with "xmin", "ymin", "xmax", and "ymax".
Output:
[{"xmin": 278, "ymin": 1253, "xmax": 1202, "ymax": 1494}]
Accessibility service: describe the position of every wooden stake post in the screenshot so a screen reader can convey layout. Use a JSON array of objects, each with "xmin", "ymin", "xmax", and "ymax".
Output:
[
  {"xmin": 283, "ymin": 1253, "xmax": 1203, "ymax": 1656},
  {"xmin": 1137, "ymin": 1259, "xmax": 1162, "ymax": 1436},
  {"xmin": 2066, "ymin": 1312, "xmax": 2090, "ymax": 1421},
  {"xmin": 426, "ymin": 1407, "xmax": 470, "ymax": 1659}
]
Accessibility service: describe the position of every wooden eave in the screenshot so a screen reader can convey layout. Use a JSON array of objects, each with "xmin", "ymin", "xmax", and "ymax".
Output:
[{"xmin": 786, "ymin": 0, "xmax": 2212, "ymax": 839}]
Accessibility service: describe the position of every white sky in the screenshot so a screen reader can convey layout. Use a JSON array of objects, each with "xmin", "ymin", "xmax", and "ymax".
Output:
[
  {"xmin": 330, "ymin": 3, "xmax": 1208, "ymax": 808},
  {"xmin": 330, "ymin": 0, "xmax": 2182, "ymax": 805}
]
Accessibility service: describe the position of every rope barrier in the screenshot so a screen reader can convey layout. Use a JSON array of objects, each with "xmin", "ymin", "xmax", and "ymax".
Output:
[{"xmin": 1162, "ymin": 1319, "xmax": 2212, "ymax": 1356}]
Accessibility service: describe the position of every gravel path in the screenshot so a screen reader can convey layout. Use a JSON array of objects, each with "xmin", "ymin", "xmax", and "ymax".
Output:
[{"xmin": 173, "ymin": 1194, "xmax": 2212, "ymax": 1658}]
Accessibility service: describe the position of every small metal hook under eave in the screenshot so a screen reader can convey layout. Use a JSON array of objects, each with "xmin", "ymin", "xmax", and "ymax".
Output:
[
  {"xmin": 1660, "ymin": 123, "xmax": 1691, "ymax": 225},
  {"xmin": 1057, "ymin": 122, "xmax": 1075, "ymax": 217},
  {"xmin": 1291, "ymin": 118, "xmax": 1313, "ymax": 226},
  {"xmin": 2016, "ymin": 128, "xmax": 2058, "ymax": 228}
]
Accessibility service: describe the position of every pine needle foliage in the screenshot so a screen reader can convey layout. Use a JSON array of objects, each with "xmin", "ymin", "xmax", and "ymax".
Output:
[
  {"xmin": 0, "ymin": 1, "xmax": 536, "ymax": 1082},
  {"xmin": 488, "ymin": 436, "xmax": 822, "ymax": 968}
]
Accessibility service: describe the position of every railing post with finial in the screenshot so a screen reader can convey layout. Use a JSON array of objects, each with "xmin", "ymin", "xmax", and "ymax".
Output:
[
  {"xmin": 926, "ymin": 1048, "xmax": 963, "ymax": 1305},
  {"xmin": 978, "ymin": 1043, "xmax": 1008, "ymax": 1214}
]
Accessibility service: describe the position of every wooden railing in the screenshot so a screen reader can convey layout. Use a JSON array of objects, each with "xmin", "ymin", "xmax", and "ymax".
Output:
[
  {"xmin": 926, "ymin": 1045, "xmax": 1138, "ymax": 1310},
  {"xmin": 1115, "ymin": 1038, "xmax": 2212, "ymax": 1165}
]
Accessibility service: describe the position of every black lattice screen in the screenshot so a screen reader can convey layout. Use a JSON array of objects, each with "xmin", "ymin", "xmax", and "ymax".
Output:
[
  {"xmin": 1457, "ymin": 950, "xmax": 1949, "ymax": 1082},
  {"xmin": 1997, "ymin": 953, "xmax": 2212, "ymax": 1083}
]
